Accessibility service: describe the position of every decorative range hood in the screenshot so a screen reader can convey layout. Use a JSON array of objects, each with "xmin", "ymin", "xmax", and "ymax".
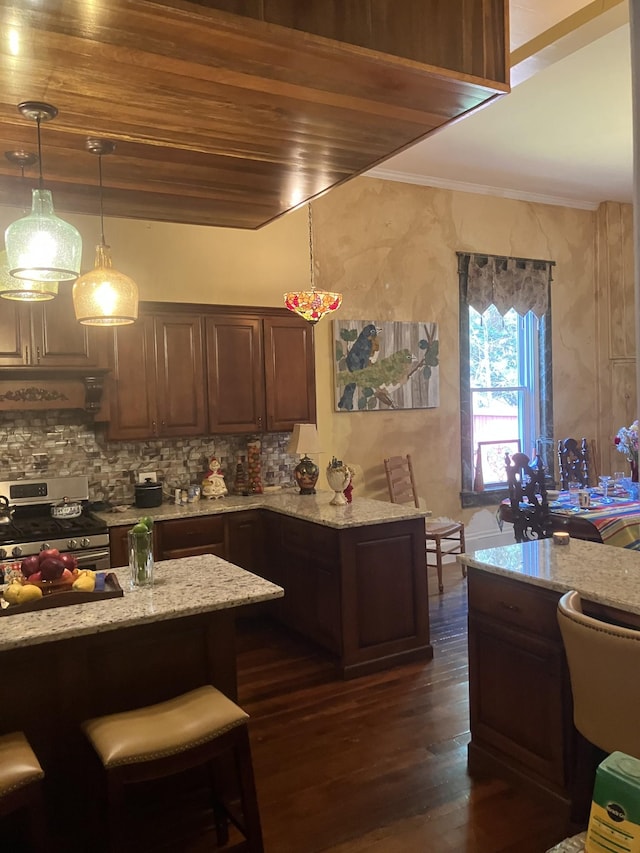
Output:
[{"xmin": 0, "ymin": 0, "xmax": 509, "ymax": 230}]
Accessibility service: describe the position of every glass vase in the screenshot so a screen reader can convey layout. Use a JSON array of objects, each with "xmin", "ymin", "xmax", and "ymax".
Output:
[{"xmin": 128, "ymin": 529, "xmax": 154, "ymax": 588}]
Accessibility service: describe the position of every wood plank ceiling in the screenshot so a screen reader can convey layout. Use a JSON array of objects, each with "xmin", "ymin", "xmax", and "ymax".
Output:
[{"xmin": 0, "ymin": 0, "xmax": 509, "ymax": 229}]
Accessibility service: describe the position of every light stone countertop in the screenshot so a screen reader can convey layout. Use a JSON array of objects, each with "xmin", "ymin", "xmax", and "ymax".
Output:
[
  {"xmin": 459, "ymin": 538, "xmax": 640, "ymax": 616},
  {"xmin": 98, "ymin": 490, "xmax": 428, "ymax": 529},
  {"xmin": 0, "ymin": 555, "xmax": 283, "ymax": 653}
]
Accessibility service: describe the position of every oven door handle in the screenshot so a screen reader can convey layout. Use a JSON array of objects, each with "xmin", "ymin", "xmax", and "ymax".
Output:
[{"xmin": 75, "ymin": 549, "xmax": 111, "ymax": 565}]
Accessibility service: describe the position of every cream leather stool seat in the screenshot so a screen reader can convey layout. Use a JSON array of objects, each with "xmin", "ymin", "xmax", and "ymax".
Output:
[
  {"xmin": 0, "ymin": 731, "xmax": 46, "ymax": 850},
  {"xmin": 82, "ymin": 685, "xmax": 264, "ymax": 852}
]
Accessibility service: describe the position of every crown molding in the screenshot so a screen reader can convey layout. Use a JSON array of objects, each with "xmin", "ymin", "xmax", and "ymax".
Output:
[{"xmin": 365, "ymin": 167, "xmax": 600, "ymax": 211}]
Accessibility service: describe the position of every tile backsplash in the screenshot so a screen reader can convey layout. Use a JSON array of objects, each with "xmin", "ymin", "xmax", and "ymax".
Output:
[{"xmin": 0, "ymin": 411, "xmax": 298, "ymax": 504}]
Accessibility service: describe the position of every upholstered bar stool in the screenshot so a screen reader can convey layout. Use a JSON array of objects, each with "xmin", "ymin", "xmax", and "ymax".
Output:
[
  {"xmin": 0, "ymin": 730, "xmax": 46, "ymax": 851},
  {"xmin": 82, "ymin": 685, "xmax": 264, "ymax": 852}
]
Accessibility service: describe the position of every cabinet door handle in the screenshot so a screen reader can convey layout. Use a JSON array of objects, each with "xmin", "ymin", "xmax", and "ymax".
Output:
[
  {"xmin": 152, "ymin": 420, "xmax": 157, "ymax": 435},
  {"xmin": 499, "ymin": 601, "xmax": 522, "ymax": 613},
  {"xmin": 36, "ymin": 346, "xmax": 41, "ymax": 364},
  {"xmin": 257, "ymin": 416, "xmax": 263, "ymax": 429},
  {"xmin": 25, "ymin": 345, "xmax": 30, "ymax": 364}
]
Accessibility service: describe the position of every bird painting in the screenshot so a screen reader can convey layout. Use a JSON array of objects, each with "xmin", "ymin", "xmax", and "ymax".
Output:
[{"xmin": 334, "ymin": 320, "xmax": 439, "ymax": 411}]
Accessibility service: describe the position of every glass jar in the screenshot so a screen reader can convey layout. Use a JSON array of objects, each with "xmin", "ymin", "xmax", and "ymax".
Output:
[{"xmin": 128, "ymin": 529, "xmax": 154, "ymax": 588}]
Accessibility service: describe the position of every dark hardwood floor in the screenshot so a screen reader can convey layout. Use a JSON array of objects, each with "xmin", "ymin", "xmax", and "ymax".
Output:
[
  {"xmin": 11, "ymin": 565, "xmax": 571, "ymax": 852},
  {"xmin": 232, "ymin": 566, "xmax": 569, "ymax": 853}
]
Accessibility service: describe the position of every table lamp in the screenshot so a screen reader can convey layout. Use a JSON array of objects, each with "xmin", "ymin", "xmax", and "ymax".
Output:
[{"xmin": 287, "ymin": 424, "xmax": 321, "ymax": 495}]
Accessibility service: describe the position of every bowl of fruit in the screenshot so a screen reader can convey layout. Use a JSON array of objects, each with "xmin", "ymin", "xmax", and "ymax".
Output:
[{"xmin": 18, "ymin": 548, "xmax": 79, "ymax": 594}]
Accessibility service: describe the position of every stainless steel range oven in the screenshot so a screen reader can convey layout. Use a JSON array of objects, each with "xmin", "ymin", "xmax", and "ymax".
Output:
[{"xmin": 0, "ymin": 475, "xmax": 110, "ymax": 576}]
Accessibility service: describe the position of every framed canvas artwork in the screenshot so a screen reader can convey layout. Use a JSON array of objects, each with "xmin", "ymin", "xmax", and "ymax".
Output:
[{"xmin": 333, "ymin": 320, "xmax": 439, "ymax": 411}]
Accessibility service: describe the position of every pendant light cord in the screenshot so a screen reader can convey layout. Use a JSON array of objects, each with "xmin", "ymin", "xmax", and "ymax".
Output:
[
  {"xmin": 308, "ymin": 202, "xmax": 315, "ymax": 293},
  {"xmin": 98, "ymin": 154, "xmax": 106, "ymax": 246},
  {"xmin": 36, "ymin": 114, "xmax": 44, "ymax": 190}
]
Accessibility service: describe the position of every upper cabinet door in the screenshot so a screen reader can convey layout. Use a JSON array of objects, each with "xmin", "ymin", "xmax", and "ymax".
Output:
[
  {"xmin": 263, "ymin": 315, "xmax": 316, "ymax": 431},
  {"xmin": 0, "ymin": 301, "xmax": 29, "ymax": 365},
  {"xmin": 107, "ymin": 317, "xmax": 158, "ymax": 441},
  {"xmin": 206, "ymin": 315, "xmax": 265, "ymax": 433},
  {"xmin": 154, "ymin": 314, "xmax": 207, "ymax": 437},
  {"xmin": 32, "ymin": 287, "xmax": 108, "ymax": 368}
]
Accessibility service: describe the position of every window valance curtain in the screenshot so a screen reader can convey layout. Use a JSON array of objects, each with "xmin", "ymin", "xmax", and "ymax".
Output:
[{"xmin": 458, "ymin": 252, "xmax": 555, "ymax": 318}]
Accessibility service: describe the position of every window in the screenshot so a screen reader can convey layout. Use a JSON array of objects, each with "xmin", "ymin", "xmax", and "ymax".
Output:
[{"xmin": 458, "ymin": 253, "xmax": 554, "ymax": 507}]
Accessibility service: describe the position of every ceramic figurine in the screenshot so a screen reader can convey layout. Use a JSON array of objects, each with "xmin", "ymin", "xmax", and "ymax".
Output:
[{"xmin": 202, "ymin": 456, "xmax": 228, "ymax": 499}]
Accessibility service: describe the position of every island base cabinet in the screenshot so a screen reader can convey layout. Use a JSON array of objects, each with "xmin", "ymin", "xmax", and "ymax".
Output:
[
  {"xmin": 467, "ymin": 568, "xmax": 574, "ymax": 810},
  {"xmin": 270, "ymin": 515, "xmax": 432, "ymax": 678}
]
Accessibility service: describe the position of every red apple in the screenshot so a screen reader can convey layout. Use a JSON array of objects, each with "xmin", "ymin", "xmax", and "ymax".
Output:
[
  {"xmin": 39, "ymin": 557, "xmax": 65, "ymax": 581},
  {"xmin": 27, "ymin": 571, "xmax": 42, "ymax": 583},
  {"xmin": 20, "ymin": 555, "xmax": 40, "ymax": 578},
  {"xmin": 39, "ymin": 548, "xmax": 60, "ymax": 563},
  {"xmin": 59, "ymin": 553, "xmax": 78, "ymax": 571}
]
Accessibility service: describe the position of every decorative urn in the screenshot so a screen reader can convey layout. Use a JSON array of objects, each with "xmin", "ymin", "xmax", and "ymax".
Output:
[{"xmin": 326, "ymin": 457, "xmax": 352, "ymax": 506}]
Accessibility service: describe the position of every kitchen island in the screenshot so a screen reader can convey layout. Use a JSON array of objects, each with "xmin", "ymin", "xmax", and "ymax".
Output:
[
  {"xmin": 101, "ymin": 491, "xmax": 432, "ymax": 678},
  {"xmin": 0, "ymin": 556, "xmax": 282, "ymax": 851},
  {"xmin": 459, "ymin": 538, "xmax": 640, "ymax": 817}
]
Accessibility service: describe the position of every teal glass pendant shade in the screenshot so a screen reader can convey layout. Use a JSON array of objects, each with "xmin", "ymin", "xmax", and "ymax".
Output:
[
  {"xmin": 5, "ymin": 188, "xmax": 82, "ymax": 282},
  {"xmin": 0, "ymin": 249, "xmax": 58, "ymax": 301}
]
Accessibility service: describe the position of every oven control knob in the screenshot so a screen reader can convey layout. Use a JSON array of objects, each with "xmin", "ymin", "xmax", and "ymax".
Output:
[
  {"xmin": 67, "ymin": 539, "xmax": 78, "ymax": 550},
  {"xmin": 80, "ymin": 538, "xmax": 91, "ymax": 549},
  {"xmin": 41, "ymin": 543, "xmax": 50, "ymax": 552},
  {"xmin": 0, "ymin": 548, "xmax": 7, "ymax": 560},
  {"xmin": 12, "ymin": 546, "xmax": 22, "ymax": 558}
]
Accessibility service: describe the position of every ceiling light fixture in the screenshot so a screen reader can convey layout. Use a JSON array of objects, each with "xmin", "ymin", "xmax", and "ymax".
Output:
[
  {"xmin": 0, "ymin": 150, "xmax": 58, "ymax": 301},
  {"xmin": 284, "ymin": 203, "xmax": 342, "ymax": 325},
  {"xmin": 5, "ymin": 102, "xmax": 82, "ymax": 282},
  {"xmin": 73, "ymin": 138, "xmax": 138, "ymax": 326}
]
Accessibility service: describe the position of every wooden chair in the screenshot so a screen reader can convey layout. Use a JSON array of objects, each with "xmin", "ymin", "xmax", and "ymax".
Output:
[
  {"xmin": 0, "ymin": 731, "xmax": 47, "ymax": 851},
  {"xmin": 82, "ymin": 685, "xmax": 264, "ymax": 852},
  {"xmin": 384, "ymin": 454, "xmax": 465, "ymax": 594},
  {"xmin": 505, "ymin": 451, "xmax": 553, "ymax": 543},
  {"xmin": 558, "ymin": 437, "xmax": 591, "ymax": 489},
  {"xmin": 558, "ymin": 591, "xmax": 640, "ymax": 822}
]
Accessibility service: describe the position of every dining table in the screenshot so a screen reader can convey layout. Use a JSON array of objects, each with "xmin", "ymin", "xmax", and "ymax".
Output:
[{"xmin": 499, "ymin": 488, "xmax": 640, "ymax": 549}]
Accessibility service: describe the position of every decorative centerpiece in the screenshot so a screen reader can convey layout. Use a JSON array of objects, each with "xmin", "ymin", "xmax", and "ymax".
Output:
[
  {"xmin": 615, "ymin": 420, "xmax": 639, "ymax": 482},
  {"xmin": 326, "ymin": 457, "xmax": 352, "ymax": 506}
]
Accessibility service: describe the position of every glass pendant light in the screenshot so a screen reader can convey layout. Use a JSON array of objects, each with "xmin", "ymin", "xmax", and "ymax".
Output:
[
  {"xmin": 0, "ymin": 151, "xmax": 58, "ymax": 301},
  {"xmin": 284, "ymin": 203, "xmax": 342, "ymax": 325},
  {"xmin": 73, "ymin": 138, "xmax": 138, "ymax": 326},
  {"xmin": 5, "ymin": 102, "xmax": 82, "ymax": 282}
]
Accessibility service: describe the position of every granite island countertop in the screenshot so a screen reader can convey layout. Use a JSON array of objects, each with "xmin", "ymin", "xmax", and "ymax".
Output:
[
  {"xmin": 97, "ymin": 490, "xmax": 428, "ymax": 529},
  {"xmin": 459, "ymin": 538, "xmax": 640, "ymax": 616},
  {"xmin": 0, "ymin": 555, "xmax": 283, "ymax": 653}
]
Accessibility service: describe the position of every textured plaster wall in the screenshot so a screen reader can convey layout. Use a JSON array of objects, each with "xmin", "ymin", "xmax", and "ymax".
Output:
[
  {"xmin": 309, "ymin": 178, "xmax": 599, "ymax": 524},
  {"xmin": 0, "ymin": 177, "xmax": 609, "ymax": 528}
]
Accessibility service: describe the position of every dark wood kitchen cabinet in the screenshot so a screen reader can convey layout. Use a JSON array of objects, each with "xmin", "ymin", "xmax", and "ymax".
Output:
[
  {"xmin": 107, "ymin": 311, "xmax": 206, "ymax": 440},
  {"xmin": 206, "ymin": 310, "xmax": 316, "ymax": 433},
  {"xmin": 467, "ymin": 568, "xmax": 574, "ymax": 806},
  {"xmin": 0, "ymin": 286, "xmax": 107, "ymax": 368},
  {"xmin": 157, "ymin": 515, "xmax": 227, "ymax": 560}
]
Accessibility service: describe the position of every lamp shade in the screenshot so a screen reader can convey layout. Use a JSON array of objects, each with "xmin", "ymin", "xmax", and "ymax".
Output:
[
  {"xmin": 0, "ymin": 249, "xmax": 58, "ymax": 301},
  {"xmin": 73, "ymin": 244, "xmax": 138, "ymax": 326},
  {"xmin": 5, "ymin": 188, "xmax": 82, "ymax": 282},
  {"xmin": 284, "ymin": 290, "xmax": 342, "ymax": 325},
  {"xmin": 287, "ymin": 423, "xmax": 321, "ymax": 456}
]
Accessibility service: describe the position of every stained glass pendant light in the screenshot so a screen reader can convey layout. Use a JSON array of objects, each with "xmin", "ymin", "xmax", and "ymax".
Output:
[
  {"xmin": 284, "ymin": 203, "xmax": 342, "ymax": 325},
  {"xmin": 73, "ymin": 138, "xmax": 138, "ymax": 326},
  {"xmin": 0, "ymin": 150, "xmax": 58, "ymax": 301},
  {"xmin": 5, "ymin": 102, "xmax": 82, "ymax": 282}
]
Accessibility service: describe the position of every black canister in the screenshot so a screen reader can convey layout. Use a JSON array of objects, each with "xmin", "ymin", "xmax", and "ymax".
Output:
[{"xmin": 134, "ymin": 478, "xmax": 163, "ymax": 508}]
